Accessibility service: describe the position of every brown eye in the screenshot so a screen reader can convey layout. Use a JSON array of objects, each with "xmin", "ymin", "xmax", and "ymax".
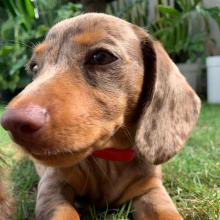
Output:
[
  {"xmin": 87, "ymin": 51, "xmax": 117, "ymax": 65},
  {"xmin": 29, "ymin": 62, "xmax": 39, "ymax": 74}
]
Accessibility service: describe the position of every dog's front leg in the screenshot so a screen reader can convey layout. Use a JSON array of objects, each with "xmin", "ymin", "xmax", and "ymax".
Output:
[
  {"xmin": 35, "ymin": 167, "xmax": 80, "ymax": 220},
  {"xmin": 132, "ymin": 178, "xmax": 183, "ymax": 220}
]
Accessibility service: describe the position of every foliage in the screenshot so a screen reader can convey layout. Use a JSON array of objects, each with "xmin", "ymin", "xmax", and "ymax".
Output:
[
  {"xmin": 151, "ymin": 0, "xmax": 220, "ymax": 63},
  {"xmin": 0, "ymin": 0, "xmax": 82, "ymax": 94},
  {"xmin": 107, "ymin": 0, "xmax": 149, "ymax": 27}
]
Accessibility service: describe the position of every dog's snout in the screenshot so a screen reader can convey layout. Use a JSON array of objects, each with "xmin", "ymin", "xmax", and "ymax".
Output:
[{"xmin": 1, "ymin": 106, "xmax": 47, "ymax": 135}]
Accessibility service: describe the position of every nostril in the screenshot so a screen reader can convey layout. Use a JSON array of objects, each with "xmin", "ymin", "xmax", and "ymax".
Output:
[
  {"xmin": 1, "ymin": 106, "xmax": 48, "ymax": 135},
  {"xmin": 19, "ymin": 120, "xmax": 44, "ymax": 133}
]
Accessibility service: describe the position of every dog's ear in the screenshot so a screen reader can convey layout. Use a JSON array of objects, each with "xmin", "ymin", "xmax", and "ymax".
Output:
[{"xmin": 132, "ymin": 25, "xmax": 201, "ymax": 165}]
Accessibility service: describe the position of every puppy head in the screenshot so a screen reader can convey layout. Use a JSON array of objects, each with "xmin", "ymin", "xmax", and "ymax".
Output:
[{"xmin": 1, "ymin": 13, "xmax": 200, "ymax": 167}]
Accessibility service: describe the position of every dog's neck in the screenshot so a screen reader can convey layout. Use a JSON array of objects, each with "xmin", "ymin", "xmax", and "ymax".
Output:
[{"xmin": 92, "ymin": 126, "xmax": 136, "ymax": 162}]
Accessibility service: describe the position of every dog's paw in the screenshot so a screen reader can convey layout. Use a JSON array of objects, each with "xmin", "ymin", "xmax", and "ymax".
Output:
[
  {"xmin": 133, "ymin": 210, "xmax": 183, "ymax": 220},
  {"xmin": 50, "ymin": 205, "xmax": 80, "ymax": 220},
  {"xmin": 157, "ymin": 211, "xmax": 183, "ymax": 220}
]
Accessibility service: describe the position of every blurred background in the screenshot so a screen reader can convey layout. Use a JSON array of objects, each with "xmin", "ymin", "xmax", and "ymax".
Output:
[{"xmin": 0, "ymin": 1, "xmax": 220, "ymax": 220}]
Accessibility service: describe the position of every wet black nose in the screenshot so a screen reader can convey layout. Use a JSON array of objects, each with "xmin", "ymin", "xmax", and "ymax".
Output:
[{"xmin": 1, "ymin": 106, "xmax": 47, "ymax": 135}]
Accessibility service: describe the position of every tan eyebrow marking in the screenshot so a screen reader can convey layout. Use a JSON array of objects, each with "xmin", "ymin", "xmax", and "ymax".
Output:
[
  {"xmin": 33, "ymin": 43, "xmax": 48, "ymax": 54},
  {"xmin": 72, "ymin": 31, "xmax": 105, "ymax": 46}
]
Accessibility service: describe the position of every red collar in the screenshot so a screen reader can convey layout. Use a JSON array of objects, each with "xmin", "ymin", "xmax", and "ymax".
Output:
[{"xmin": 92, "ymin": 148, "xmax": 135, "ymax": 162}]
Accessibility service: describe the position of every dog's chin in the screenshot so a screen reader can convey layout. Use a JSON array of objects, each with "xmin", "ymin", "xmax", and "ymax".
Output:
[
  {"xmin": 10, "ymin": 132, "xmax": 95, "ymax": 167},
  {"xmin": 30, "ymin": 148, "xmax": 93, "ymax": 167}
]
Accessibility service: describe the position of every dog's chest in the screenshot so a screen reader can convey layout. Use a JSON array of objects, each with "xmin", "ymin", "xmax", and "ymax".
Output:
[{"xmin": 62, "ymin": 158, "xmax": 147, "ymax": 206}]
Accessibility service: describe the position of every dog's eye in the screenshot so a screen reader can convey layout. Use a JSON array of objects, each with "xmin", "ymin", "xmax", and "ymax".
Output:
[
  {"xmin": 30, "ymin": 62, "xmax": 39, "ymax": 74},
  {"xmin": 87, "ymin": 51, "xmax": 117, "ymax": 65}
]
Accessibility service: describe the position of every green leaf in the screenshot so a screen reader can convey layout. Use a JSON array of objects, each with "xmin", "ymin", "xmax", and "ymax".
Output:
[
  {"xmin": 23, "ymin": 0, "xmax": 34, "ymax": 19},
  {"xmin": 0, "ymin": 45, "xmax": 14, "ymax": 56},
  {"xmin": 35, "ymin": 25, "xmax": 49, "ymax": 38},
  {"xmin": 0, "ymin": 17, "xmax": 14, "ymax": 39},
  {"xmin": 106, "ymin": 0, "xmax": 149, "ymax": 26},
  {"xmin": 157, "ymin": 5, "xmax": 179, "ymax": 17},
  {"xmin": 9, "ymin": 55, "xmax": 27, "ymax": 76},
  {"xmin": 3, "ymin": 0, "xmax": 18, "ymax": 17}
]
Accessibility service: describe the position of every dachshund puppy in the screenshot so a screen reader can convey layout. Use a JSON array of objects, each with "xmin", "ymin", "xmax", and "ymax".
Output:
[{"xmin": 1, "ymin": 13, "xmax": 200, "ymax": 220}]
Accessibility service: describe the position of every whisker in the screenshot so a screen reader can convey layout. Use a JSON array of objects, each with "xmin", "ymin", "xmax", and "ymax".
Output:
[
  {"xmin": 0, "ymin": 40, "xmax": 36, "ymax": 49},
  {"xmin": 121, "ymin": 125, "xmax": 135, "ymax": 147},
  {"xmin": 91, "ymin": 157, "xmax": 110, "ymax": 181}
]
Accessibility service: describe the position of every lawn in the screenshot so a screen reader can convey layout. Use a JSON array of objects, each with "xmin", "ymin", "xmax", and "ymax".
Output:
[{"xmin": 0, "ymin": 104, "xmax": 220, "ymax": 220}]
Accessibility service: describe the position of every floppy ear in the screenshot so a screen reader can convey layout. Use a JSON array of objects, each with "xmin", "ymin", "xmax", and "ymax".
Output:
[{"xmin": 132, "ymin": 26, "xmax": 201, "ymax": 165}]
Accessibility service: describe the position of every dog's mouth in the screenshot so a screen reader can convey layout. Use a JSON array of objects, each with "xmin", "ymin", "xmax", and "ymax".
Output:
[
  {"xmin": 12, "ymin": 130, "xmax": 115, "ymax": 167},
  {"xmin": 29, "ymin": 148, "xmax": 93, "ymax": 167},
  {"xmin": 31, "ymin": 140, "xmax": 97, "ymax": 166},
  {"xmin": 7, "ymin": 130, "xmax": 94, "ymax": 166}
]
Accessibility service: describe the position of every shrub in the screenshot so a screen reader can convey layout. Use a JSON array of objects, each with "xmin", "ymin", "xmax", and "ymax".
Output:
[
  {"xmin": 0, "ymin": 0, "xmax": 82, "ymax": 99},
  {"xmin": 151, "ymin": 0, "xmax": 220, "ymax": 63}
]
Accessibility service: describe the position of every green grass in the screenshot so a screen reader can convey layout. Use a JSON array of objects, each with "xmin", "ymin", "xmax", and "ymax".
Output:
[
  {"xmin": 163, "ymin": 104, "xmax": 220, "ymax": 220},
  {"xmin": 0, "ymin": 104, "xmax": 220, "ymax": 220}
]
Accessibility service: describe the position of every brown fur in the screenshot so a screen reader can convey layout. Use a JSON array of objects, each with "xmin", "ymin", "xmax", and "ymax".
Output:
[
  {"xmin": 2, "ymin": 13, "xmax": 200, "ymax": 220},
  {"xmin": 33, "ymin": 43, "xmax": 48, "ymax": 55},
  {"xmin": 73, "ymin": 31, "xmax": 105, "ymax": 45}
]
